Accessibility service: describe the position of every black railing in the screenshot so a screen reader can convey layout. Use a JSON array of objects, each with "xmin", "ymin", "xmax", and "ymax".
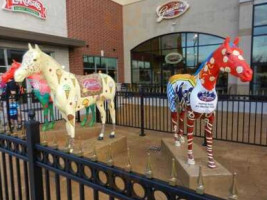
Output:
[
  {"xmin": 0, "ymin": 112, "xmax": 222, "ymax": 200},
  {"xmin": 103, "ymin": 91, "xmax": 267, "ymax": 146}
]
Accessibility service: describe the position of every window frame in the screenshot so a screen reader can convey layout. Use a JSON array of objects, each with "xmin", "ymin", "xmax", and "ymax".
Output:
[{"xmin": 251, "ymin": 2, "xmax": 267, "ymax": 93}]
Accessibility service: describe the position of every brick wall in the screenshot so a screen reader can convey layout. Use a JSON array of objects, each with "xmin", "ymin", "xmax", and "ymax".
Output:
[{"xmin": 67, "ymin": 0, "xmax": 124, "ymax": 82}]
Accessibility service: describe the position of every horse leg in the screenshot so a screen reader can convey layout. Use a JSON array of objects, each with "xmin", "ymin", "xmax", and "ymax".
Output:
[
  {"xmin": 178, "ymin": 109, "xmax": 185, "ymax": 143},
  {"xmin": 172, "ymin": 112, "xmax": 180, "ymax": 147},
  {"xmin": 204, "ymin": 112, "xmax": 216, "ymax": 168},
  {"xmin": 42, "ymin": 103, "xmax": 49, "ymax": 131},
  {"xmin": 96, "ymin": 100, "xmax": 106, "ymax": 140},
  {"xmin": 186, "ymin": 110, "xmax": 197, "ymax": 165},
  {"xmin": 108, "ymin": 100, "xmax": 116, "ymax": 138},
  {"xmin": 88, "ymin": 104, "xmax": 96, "ymax": 127},
  {"xmin": 81, "ymin": 106, "xmax": 89, "ymax": 127},
  {"xmin": 48, "ymin": 101, "xmax": 55, "ymax": 129},
  {"xmin": 64, "ymin": 112, "xmax": 76, "ymax": 153}
]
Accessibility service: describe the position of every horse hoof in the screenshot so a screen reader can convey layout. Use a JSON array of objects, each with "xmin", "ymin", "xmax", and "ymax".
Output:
[
  {"xmin": 98, "ymin": 136, "xmax": 104, "ymax": 141},
  {"xmin": 175, "ymin": 141, "xmax": 181, "ymax": 147},
  {"xmin": 187, "ymin": 158, "xmax": 195, "ymax": 165},
  {"xmin": 180, "ymin": 136, "xmax": 185, "ymax": 143},
  {"xmin": 208, "ymin": 161, "xmax": 216, "ymax": 168},
  {"xmin": 109, "ymin": 134, "xmax": 115, "ymax": 139}
]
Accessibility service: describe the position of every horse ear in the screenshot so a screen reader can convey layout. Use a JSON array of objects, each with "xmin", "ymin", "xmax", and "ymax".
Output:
[
  {"xmin": 233, "ymin": 37, "xmax": 240, "ymax": 46},
  {"xmin": 28, "ymin": 43, "xmax": 33, "ymax": 50},
  {"xmin": 224, "ymin": 37, "xmax": 231, "ymax": 49},
  {"xmin": 224, "ymin": 37, "xmax": 231, "ymax": 45},
  {"xmin": 35, "ymin": 44, "xmax": 41, "ymax": 52}
]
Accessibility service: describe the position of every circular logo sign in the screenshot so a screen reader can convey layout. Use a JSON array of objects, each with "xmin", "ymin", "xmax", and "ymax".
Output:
[
  {"xmin": 165, "ymin": 52, "xmax": 183, "ymax": 64},
  {"xmin": 156, "ymin": 0, "xmax": 190, "ymax": 22}
]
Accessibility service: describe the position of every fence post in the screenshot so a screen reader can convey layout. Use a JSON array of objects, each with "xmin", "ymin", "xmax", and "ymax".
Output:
[
  {"xmin": 26, "ymin": 110, "xmax": 44, "ymax": 200},
  {"xmin": 139, "ymin": 85, "xmax": 145, "ymax": 136}
]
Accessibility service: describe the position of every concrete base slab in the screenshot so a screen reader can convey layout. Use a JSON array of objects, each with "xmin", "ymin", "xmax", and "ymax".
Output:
[
  {"xmin": 82, "ymin": 135, "xmax": 127, "ymax": 162},
  {"xmin": 40, "ymin": 123, "xmax": 102, "ymax": 147},
  {"xmin": 161, "ymin": 138, "xmax": 232, "ymax": 197}
]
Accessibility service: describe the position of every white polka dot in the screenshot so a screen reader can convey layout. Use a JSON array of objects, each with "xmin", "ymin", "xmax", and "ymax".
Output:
[
  {"xmin": 223, "ymin": 56, "xmax": 228, "ymax": 63},
  {"xmin": 220, "ymin": 67, "xmax": 225, "ymax": 72},
  {"xmin": 204, "ymin": 65, "xmax": 208, "ymax": 72},
  {"xmin": 238, "ymin": 55, "xmax": 244, "ymax": 60},
  {"xmin": 236, "ymin": 66, "xmax": 243, "ymax": 74},
  {"xmin": 201, "ymin": 79, "xmax": 205, "ymax": 84},
  {"xmin": 225, "ymin": 67, "xmax": 231, "ymax": 72},
  {"xmin": 233, "ymin": 50, "xmax": 240, "ymax": 56},
  {"xmin": 210, "ymin": 57, "xmax": 215, "ymax": 64},
  {"xmin": 209, "ymin": 76, "xmax": 215, "ymax": 81},
  {"xmin": 222, "ymin": 48, "xmax": 226, "ymax": 55}
]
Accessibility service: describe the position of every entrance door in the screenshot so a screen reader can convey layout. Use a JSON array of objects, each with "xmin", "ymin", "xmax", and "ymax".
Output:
[{"xmin": 162, "ymin": 63, "xmax": 184, "ymax": 86}]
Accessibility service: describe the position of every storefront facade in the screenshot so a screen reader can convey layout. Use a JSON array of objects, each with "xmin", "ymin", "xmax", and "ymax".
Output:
[
  {"xmin": 67, "ymin": 0, "xmax": 124, "ymax": 82},
  {"xmin": 0, "ymin": 0, "xmax": 84, "ymax": 90},
  {"xmin": 123, "ymin": 0, "xmax": 267, "ymax": 93}
]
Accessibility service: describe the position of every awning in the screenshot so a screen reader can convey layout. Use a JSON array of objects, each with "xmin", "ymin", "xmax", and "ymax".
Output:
[{"xmin": 0, "ymin": 26, "xmax": 86, "ymax": 48}]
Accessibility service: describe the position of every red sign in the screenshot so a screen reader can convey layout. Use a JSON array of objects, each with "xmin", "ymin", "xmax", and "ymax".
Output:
[
  {"xmin": 156, "ymin": 1, "xmax": 189, "ymax": 22},
  {"xmin": 83, "ymin": 78, "xmax": 102, "ymax": 92},
  {"xmin": 2, "ymin": 0, "xmax": 47, "ymax": 19}
]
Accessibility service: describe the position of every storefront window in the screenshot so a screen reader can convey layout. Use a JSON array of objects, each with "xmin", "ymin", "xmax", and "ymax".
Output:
[
  {"xmin": 7, "ymin": 49, "xmax": 26, "ymax": 65},
  {"xmin": 252, "ymin": 3, "xmax": 267, "ymax": 93},
  {"xmin": 131, "ymin": 32, "xmax": 225, "ymax": 89},
  {"xmin": 0, "ymin": 49, "xmax": 6, "ymax": 72},
  {"xmin": 83, "ymin": 56, "xmax": 118, "ymax": 81}
]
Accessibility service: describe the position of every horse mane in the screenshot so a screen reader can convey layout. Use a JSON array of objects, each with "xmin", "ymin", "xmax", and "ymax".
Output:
[
  {"xmin": 193, "ymin": 52, "xmax": 214, "ymax": 76},
  {"xmin": 193, "ymin": 41, "xmax": 236, "ymax": 76}
]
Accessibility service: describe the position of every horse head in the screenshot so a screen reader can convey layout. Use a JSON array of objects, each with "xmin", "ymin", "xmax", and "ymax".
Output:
[
  {"xmin": 213, "ymin": 37, "xmax": 253, "ymax": 82},
  {"xmin": 1, "ymin": 60, "xmax": 21, "ymax": 84},
  {"xmin": 14, "ymin": 44, "xmax": 43, "ymax": 83}
]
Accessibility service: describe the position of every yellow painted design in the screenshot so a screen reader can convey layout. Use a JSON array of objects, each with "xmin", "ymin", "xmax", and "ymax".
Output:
[
  {"xmin": 56, "ymin": 69, "xmax": 62, "ymax": 84},
  {"xmin": 169, "ymin": 74, "xmax": 196, "ymax": 87},
  {"xmin": 82, "ymin": 99, "xmax": 89, "ymax": 107},
  {"xmin": 104, "ymin": 77, "xmax": 108, "ymax": 84},
  {"xmin": 71, "ymin": 78, "xmax": 76, "ymax": 87},
  {"xmin": 65, "ymin": 90, "xmax": 70, "ymax": 99}
]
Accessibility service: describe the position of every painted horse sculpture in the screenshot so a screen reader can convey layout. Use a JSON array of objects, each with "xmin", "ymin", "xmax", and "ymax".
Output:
[
  {"xmin": 14, "ymin": 44, "xmax": 116, "ymax": 151},
  {"xmin": 2, "ymin": 61, "xmax": 96, "ymax": 131},
  {"xmin": 167, "ymin": 37, "xmax": 253, "ymax": 168}
]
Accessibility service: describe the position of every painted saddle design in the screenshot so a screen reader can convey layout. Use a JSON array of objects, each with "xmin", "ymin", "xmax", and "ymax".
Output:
[{"xmin": 75, "ymin": 74, "xmax": 103, "ymax": 97}]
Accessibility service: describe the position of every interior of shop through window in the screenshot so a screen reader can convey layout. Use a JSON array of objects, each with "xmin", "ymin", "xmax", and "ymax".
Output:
[
  {"xmin": 252, "ymin": 3, "xmax": 267, "ymax": 93},
  {"xmin": 83, "ymin": 56, "xmax": 118, "ymax": 81},
  {"xmin": 131, "ymin": 32, "xmax": 228, "ymax": 92}
]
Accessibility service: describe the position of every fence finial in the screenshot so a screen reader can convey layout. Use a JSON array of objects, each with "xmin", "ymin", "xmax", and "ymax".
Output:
[
  {"xmin": 145, "ymin": 152, "xmax": 153, "ymax": 179},
  {"xmin": 40, "ymin": 132, "xmax": 48, "ymax": 146},
  {"xmin": 107, "ymin": 144, "xmax": 114, "ymax": 167},
  {"xmin": 91, "ymin": 146, "xmax": 98, "ymax": 161},
  {"xmin": 169, "ymin": 158, "xmax": 177, "ymax": 186},
  {"xmin": 196, "ymin": 166, "xmax": 205, "ymax": 195},
  {"xmin": 125, "ymin": 147, "xmax": 132, "ymax": 172},
  {"xmin": 20, "ymin": 124, "xmax": 26, "ymax": 140},
  {"xmin": 228, "ymin": 172, "xmax": 238, "ymax": 200},
  {"xmin": 50, "ymin": 132, "xmax": 58, "ymax": 149},
  {"xmin": 74, "ymin": 141, "xmax": 83, "ymax": 157}
]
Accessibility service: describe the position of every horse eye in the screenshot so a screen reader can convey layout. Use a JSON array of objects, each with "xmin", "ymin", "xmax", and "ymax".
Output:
[{"xmin": 33, "ymin": 59, "xmax": 37, "ymax": 62}]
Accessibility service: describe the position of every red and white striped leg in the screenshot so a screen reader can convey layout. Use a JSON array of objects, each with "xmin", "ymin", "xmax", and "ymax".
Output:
[
  {"xmin": 204, "ymin": 113, "xmax": 216, "ymax": 168},
  {"xmin": 178, "ymin": 110, "xmax": 185, "ymax": 143},
  {"xmin": 186, "ymin": 110, "xmax": 196, "ymax": 165},
  {"xmin": 171, "ymin": 112, "xmax": 180, "ymax": 147}
]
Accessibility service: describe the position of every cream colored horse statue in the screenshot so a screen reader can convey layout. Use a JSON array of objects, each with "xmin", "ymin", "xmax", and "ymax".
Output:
[{"xmin": 15, "ymin": 44, "xmax": 116, "ymax": 151}]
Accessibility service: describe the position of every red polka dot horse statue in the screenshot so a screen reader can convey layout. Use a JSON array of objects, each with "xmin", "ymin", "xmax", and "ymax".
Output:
[{"xmin": 167, "ymin": 37, "xmax": 253, "ymax": 168}]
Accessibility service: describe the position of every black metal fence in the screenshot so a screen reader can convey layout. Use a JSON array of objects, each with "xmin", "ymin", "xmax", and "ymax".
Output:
[
  {"xmin": 0, "ymin": 92, "xmax": 62, "ymax": 128},
  {"xmin": 0, "ymin": 112, "xmax": 222, "ymax": 200},
  {"xmin": 104, "ymin": 90, "xmax": 267, "ymax": 146}
]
